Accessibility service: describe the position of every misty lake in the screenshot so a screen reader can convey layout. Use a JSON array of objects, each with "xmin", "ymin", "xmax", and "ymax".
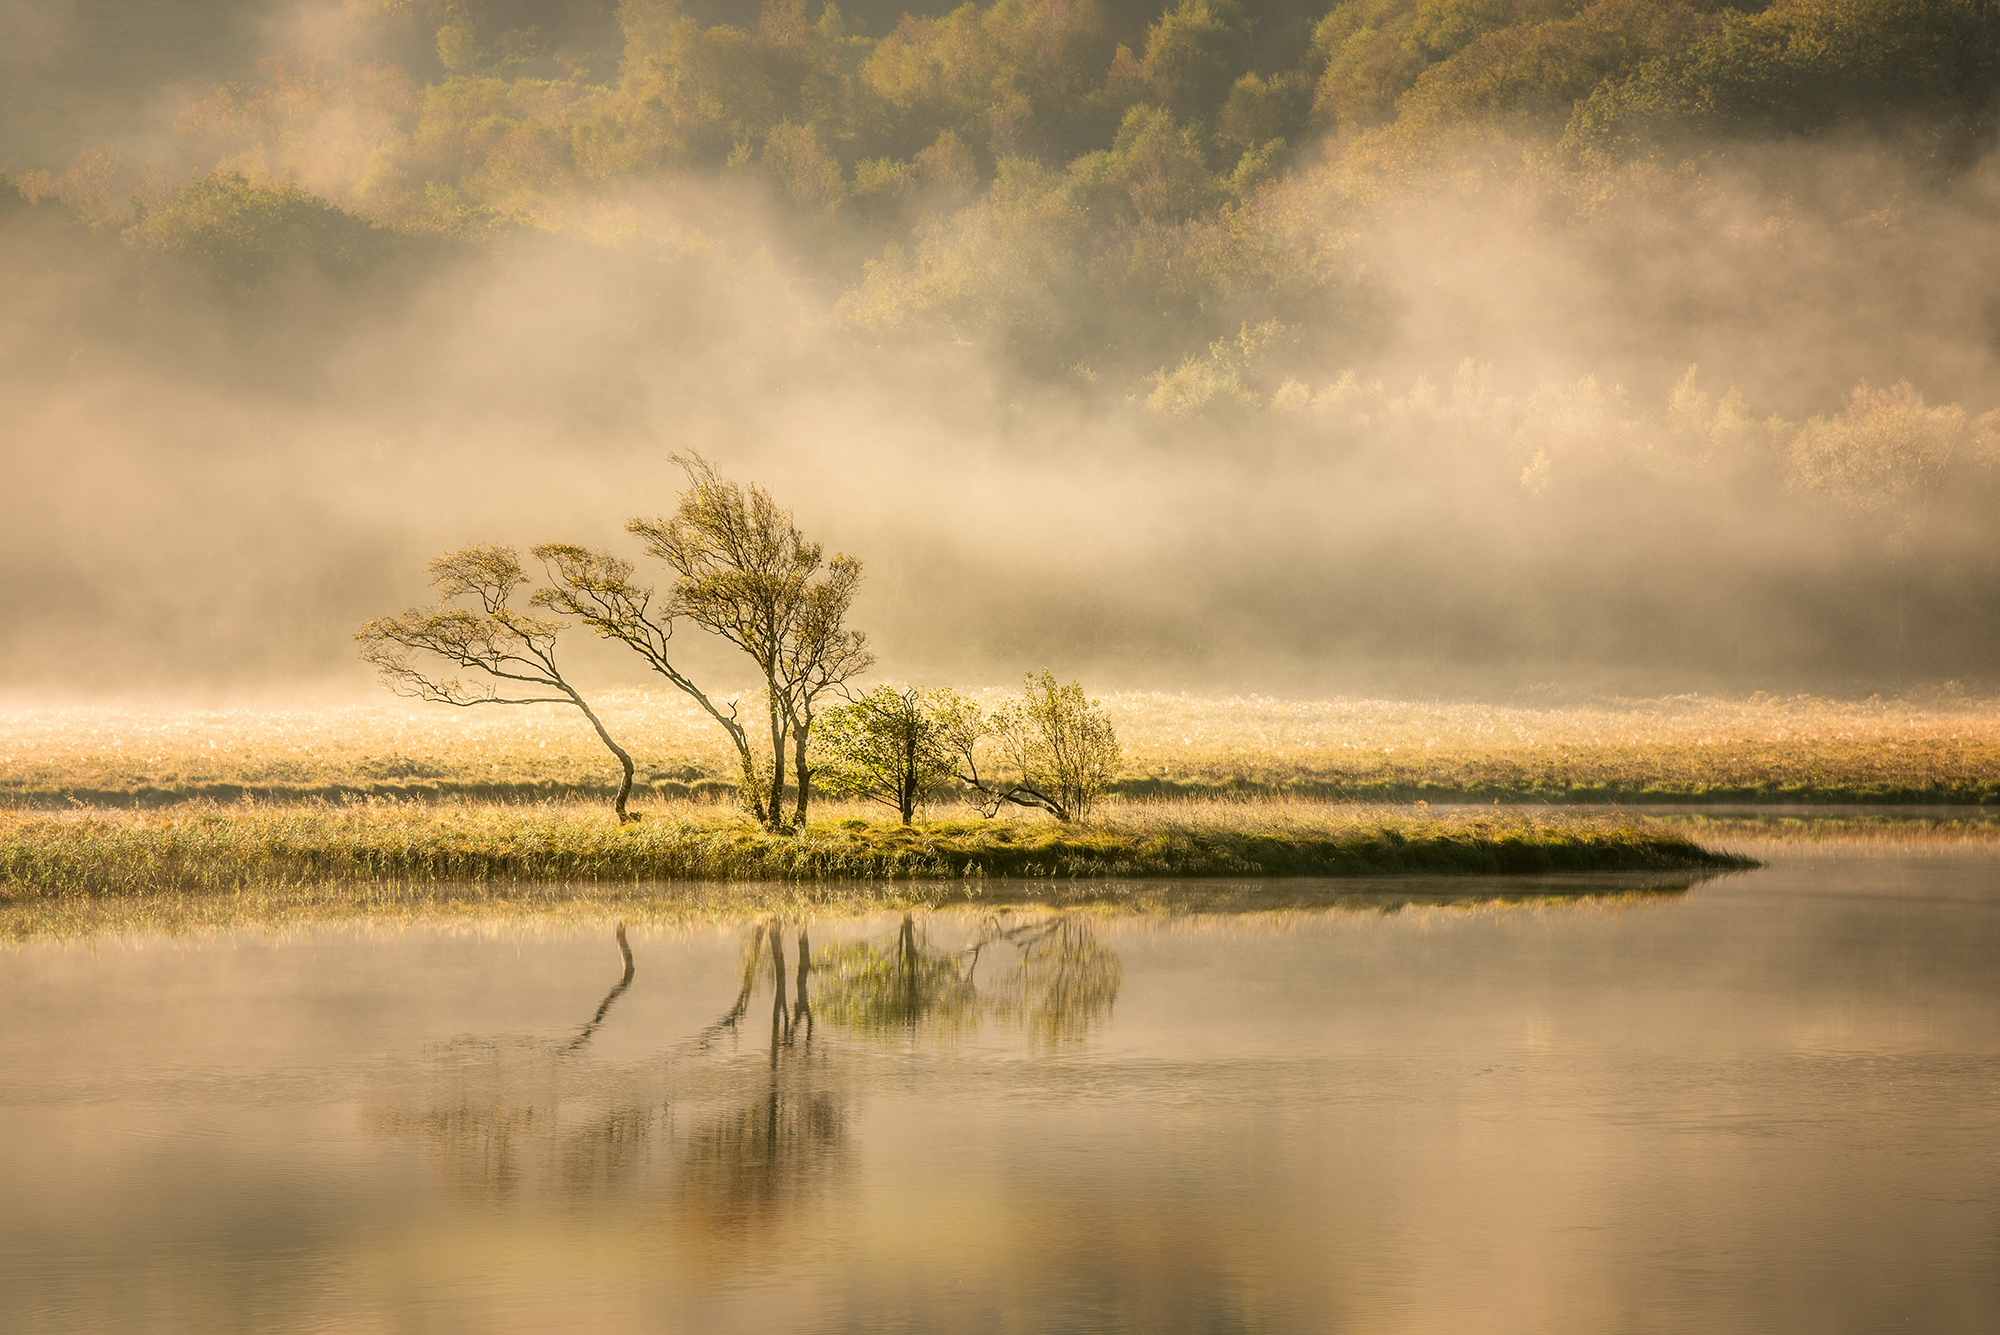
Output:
[{"xmin": 3, "ymin": 851, "xmax": 1997, "ymax": 1333}]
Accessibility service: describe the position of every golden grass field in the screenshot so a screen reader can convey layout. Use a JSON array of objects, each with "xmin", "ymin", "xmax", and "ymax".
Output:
[{"xmin": 4, "ymin": 686, "xmax": 2000, "ymax": 804}]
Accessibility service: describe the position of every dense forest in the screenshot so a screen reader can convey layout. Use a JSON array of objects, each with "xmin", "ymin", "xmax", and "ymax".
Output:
[
  {"xmin": 7, "ymin": 0, "xmax": 2000, "ymax": 687},
  {"xmin": 13, "ymin": 0, "xmax": 2000, "ymax": 377}
]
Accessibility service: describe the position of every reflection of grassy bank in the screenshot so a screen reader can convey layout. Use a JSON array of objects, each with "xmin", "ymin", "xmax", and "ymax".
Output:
[
  {"xmin": 1646, "ymin": 812, "xmax": 2000, "ymax": 860},
  {"xmin": 0, "ymin": 867, "xmax": 1722, "ymax": 945},
  {"xmin": 0, "ymin": 801, "xmax": 1744, "ymax": 905}
]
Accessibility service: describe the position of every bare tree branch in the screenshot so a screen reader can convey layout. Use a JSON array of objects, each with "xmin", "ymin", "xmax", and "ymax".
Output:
[
  {"xmin": 355, "ymin": 544, "xmax": 640, "ymax": 823},
  {"xmin": 531, "ymin": 541, "xmax": 770, "ymax": 824}
]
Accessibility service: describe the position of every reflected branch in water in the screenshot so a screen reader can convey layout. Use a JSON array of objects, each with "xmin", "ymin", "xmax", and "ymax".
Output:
[
  {"xmin": 674, "ymin": 1085, "xmax": 845, "ymax": 1231},
  {"xmin": 795, "ymin": 925, "xmax": 813, "ymax": 1041},
  {"xmin": 770, "ymin": 920, "xmax": 790, "ymax": 1058},
  {"xmin": 563, "ymin": 922, "xmax": 636, "ymax": 1054},
  {"xmin": 980, "ymin": 915, "xmax": 1123, "ymax": 1046},
  {"xmin": 679, "ymin": 919, "xmax": 846, "ymax": 1230},
  {"xmin": 373, "ymin": 921, "xmax": 665, "ymax": 1199},
  {"xmin": 366, "ymin": 918, "xmax": 850, "ymax": 1216},
  {"xmin": 691, "ymin": 926, "xmax": 767, "ymax": 1051}
]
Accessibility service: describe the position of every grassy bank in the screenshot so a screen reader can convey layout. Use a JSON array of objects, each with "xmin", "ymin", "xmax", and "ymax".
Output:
[
  {"xmin": 0, "ymin": 802, "xmax": 1748, "ymax": 900},
  {"xmin": 7, "ymin": 690, "xmax": 2000, "ymax": 809}
]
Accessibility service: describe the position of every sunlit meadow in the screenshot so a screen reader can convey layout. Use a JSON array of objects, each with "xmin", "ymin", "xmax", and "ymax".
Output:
[{"xmin": 7, "ymin": 687, "xmax": 2000, "ymax": 803}]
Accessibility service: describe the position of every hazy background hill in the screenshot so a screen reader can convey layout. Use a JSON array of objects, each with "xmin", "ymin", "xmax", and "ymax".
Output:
[{"xmin": 6, "ymin": 0, "xmax": 2000, "ymax": 694}]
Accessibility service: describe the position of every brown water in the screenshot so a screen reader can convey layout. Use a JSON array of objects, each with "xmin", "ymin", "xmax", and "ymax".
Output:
[{"xmin": 3, "ymin": 853, "xmax": 1997, "ymax": 1333}]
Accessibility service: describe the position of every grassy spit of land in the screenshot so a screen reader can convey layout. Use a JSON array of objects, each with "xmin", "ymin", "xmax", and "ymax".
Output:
[
  {"xmin": 0, "ymin": 799, "xmax": 1750, "ymax": 943},
  {"xmin": 0, "ymin": 800, "xmax": 1744, "ymax": 897},
  {"xmin": 7, "ymin": 689, "xmax": 2000, "ymax": 808}
]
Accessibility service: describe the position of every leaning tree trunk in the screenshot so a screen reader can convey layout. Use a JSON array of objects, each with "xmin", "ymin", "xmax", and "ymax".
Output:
[{"xmin": 565, "ymin": 688, "xmax": 638, "ymax": 823}]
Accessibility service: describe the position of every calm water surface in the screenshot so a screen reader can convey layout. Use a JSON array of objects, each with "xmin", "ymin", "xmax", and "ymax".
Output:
[{"xmin": 3, "ymin": 851, "xmax": 1997, "ymax": 1333}]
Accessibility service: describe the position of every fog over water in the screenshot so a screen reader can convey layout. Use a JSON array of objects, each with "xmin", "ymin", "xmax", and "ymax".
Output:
[{"xmin": 7, "ymin": 0, "xmax": 2000, "ymax": 696}]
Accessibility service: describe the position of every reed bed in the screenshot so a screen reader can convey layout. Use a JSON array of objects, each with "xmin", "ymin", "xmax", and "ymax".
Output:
[{"xmin": 7, "ymin": 688, "xmax": 2000, "ymax": 807}]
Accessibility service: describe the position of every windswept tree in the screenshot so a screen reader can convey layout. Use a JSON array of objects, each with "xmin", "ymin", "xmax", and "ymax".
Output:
[
  {"xmin": 949, "ymin": 671, "xmax": 1121, "ymax": 823},
  {"xmin": 531, "ymin": 542, "xmax": 770, "ymax": 823},
  {"xmin": 354, "ymin": 544, "xmax": 641, "ymax": 823},
  {"xmin": 814, "ymin": 686, "xmax": 964, "ymax": 824},
  {"xmin": 628, "ymin": 453, "xmax": 873, "ymax": 831}
]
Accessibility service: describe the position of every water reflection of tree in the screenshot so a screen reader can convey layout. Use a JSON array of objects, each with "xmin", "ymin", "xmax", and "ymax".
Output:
[
  {"xmin": 980, "ymin": 917, "xmax": 1124, "ymax": 1046},
  {"xmin": 674, "ymin": 920, "xmax": 845, "ymax": 1230},
  {"xmin": 365, "ymin": 911, "xmax": 1124, "ymax": 1216},
  {"xmin": 366, "ymin": 918, "xmax": 847, "ymax": 1218},
  {"xmin": 814, "ymin": 912, "xmax": 1122, "ymax": 1046},
  {"xmin": 812, "ymin": 915, "xmax": 981, "ymax": 1035},
  {"xmin": 365, "ymin": 921, "xmax": 666, "ymax": 1201}
]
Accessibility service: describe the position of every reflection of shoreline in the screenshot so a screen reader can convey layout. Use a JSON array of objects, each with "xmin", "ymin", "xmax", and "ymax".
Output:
[
  {"xmin": 2, "ymin": 868, "xmax": 1729, "ymax": 945},
  {"xmin": 982, "ymin": 872, "xmax": 1722, "ymax": 916}
]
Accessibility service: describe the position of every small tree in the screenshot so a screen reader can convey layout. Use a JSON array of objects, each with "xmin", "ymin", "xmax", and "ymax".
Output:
[
  {"xmin": 354, "ymin": 545, "xmax": 641, "ymax": 823},
  {"xmin": 994, "ymin": 672, "xmax": 1122, "ymax": 822},
  {"xmin": 814, "ymin": 686, "xmax": 962, "ymax": 824},
  {"xmin": 628, "ymin": 453, "xmax": 873, "ymax": 831},
  {"xmin": 947, "ymin": 673, "xmax": 1121, "ymax": 823},
  {"xmin": 930, "ymin": 689, "xmax": 1010, "ymax": 817}
]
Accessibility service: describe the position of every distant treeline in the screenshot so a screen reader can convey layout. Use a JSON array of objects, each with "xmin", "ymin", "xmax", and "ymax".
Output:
[{"xmin": 7, "ymin": 0, "xmax": 1998, "ymax": 373}]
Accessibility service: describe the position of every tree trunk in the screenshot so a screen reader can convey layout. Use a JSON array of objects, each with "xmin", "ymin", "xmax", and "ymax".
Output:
[
  {"xmin": 567, "ymin": 689, "xmax": 639, "ymax": 823},
  {"xmin": 792, "ymin": 721, "xmax": 812, "ymax": 829},
  {"xmin": 766, "ymin": 696, "xmax": 788, "ymax": 833}
]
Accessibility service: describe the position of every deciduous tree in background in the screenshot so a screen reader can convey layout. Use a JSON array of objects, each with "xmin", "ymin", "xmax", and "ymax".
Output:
[
  {"xmin": 1787, "ymin": 381, "xmax": 2000, "ymax": 671},
  {"xmin": 354, "ymin": 544, "xmax": 641, "ymax": 822}
]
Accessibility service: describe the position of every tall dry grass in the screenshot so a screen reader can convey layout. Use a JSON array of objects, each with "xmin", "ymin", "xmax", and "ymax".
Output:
[{"xmin": 6, "ymin": 688, "xmax": 1999, "ymax": 803}]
